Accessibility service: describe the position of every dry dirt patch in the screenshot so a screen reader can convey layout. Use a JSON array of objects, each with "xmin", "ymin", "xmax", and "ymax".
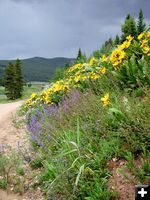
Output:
[
  {"xmin": 0, "ymin": 101, "xmax": 44, "ymax": 200},
  {"xmin": 0, "ymin": 101, "xmax": 27, "ymax": 199},
  {"xmin": 0, "ymin": 101, "xmax": 26, "ymax": 151},
  {"xmin": 108, "ymin": 158, "xmax": 150, "ymax": 200}
]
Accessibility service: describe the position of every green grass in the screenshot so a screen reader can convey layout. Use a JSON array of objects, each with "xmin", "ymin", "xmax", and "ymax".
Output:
[
  {"xmin": 0, "ymin": 86, "xmax": 12, "ymax": 103},
  {"xmin": 0, "ymin": 82, "xmax": 47, "ymax": 103},
  {"xmin": 22, "ymin": 82, "xmax": 47, "ymax": 99},
  {"xmin": 0, "ymin": 152, "xmax": 25, "ymax": 193}
]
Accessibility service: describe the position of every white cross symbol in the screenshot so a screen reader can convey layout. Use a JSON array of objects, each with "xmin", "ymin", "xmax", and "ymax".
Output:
[{"xmin": 138, "ymin": 188, "xmax": 147, "ymax": 197}]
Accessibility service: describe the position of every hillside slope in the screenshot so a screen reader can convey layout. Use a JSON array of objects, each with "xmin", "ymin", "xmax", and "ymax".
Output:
[{"xmin": 0, "ymin": 57, "xmax": 74, "ymax": 82}]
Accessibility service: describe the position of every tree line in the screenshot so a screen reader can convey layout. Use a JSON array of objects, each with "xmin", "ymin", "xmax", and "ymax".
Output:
[
  {"xmin": 77, "ymin": 9, "xmax": 148, "ymax": 60},
  {"xmin": 2, "ymin": 59, "xmax": 24, "ymax": 100}
]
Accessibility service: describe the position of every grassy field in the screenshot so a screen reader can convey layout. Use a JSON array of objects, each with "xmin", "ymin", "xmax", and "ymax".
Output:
[
  {"xmin": 0, "ymin": 82, "xmax": 47, "ymax": 103},
  {"xmin": 0, "ymin": 86, "xmax": 9, "ymax": 103}
]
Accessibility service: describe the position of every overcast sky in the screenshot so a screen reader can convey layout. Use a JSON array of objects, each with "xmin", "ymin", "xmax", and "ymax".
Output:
[{"xmin": 0, "ymin": 0, "xmax": 150, "ymax": 59}]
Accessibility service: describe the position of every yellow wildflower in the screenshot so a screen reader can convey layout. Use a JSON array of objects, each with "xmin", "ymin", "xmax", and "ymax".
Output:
[
  {"xmin": 45, "ymin": 95, "xmax": 52, "ymax": 104},
  {"xmin": 30, "ymin": 93, "xmax": 37, "ymax": 99},
  {"xmin": 146, "ymin": 31, "xmax": 150, "ymax": 37},
  {"xmin": 100, "ymin": 67, "xmax": 106, "ymax": 75},
  {"xmin": 119, "ymin": 36, "xmax": 133, "ymax": 50},
  {"xmin": 53, "ymin": 84, "xmax": 62, "ymax": 92},
  {"xmin": 81, "ymin": 76, "xmax": 88, "ymax": 81},
  {"xmin": 119, "ymin": 42, "xmax": 126, "ymax": 50},
  {"xmin": 89, "ymin": 57, "xmax": 97, "ymax": 66},
  {"xmin": 110, "ymin": 49, "xmax": 126, "ymax": 69},
  {"xmin": 63, "ymin": 84, "xmax": 69, "ymax": 92},
  {"xmin": 141, "ymin": 39, "xmax": 150, "ymax": 54},
  {"xmin": 143, "ymin": 46, "xmax": 150, "ymax": 54},
  {"xmin": 101, "ymin": 54, "xmax": 107, "ymax": 62},
  {"xmin": 141, "ymin": 39, "xmax": 148, "ymax": 48},
  {"xmin": 101, "ymin": 93, "xmax": 110, "ymax": 107},
  {"xmin": 126, "ymin": 35, "xmax": 134, "ymax": 42},
  {"xmin": 74, "ymin": 75, "xmax": 81, "ymax": 83},
  {"xmin": 138, "ymin": 32, "xmax": 145, "ymax": 40},
  {"xmin": 89, "ymin": 72, "xmax": 100, "ymax": 80},
  {"xmin": 25, "ymin": 92, "xmax": 38, "ymax": 107},
  {"xmin": 124, "ymin": 41, "xmax": 131, "ymax": 49},
  {"xmin": 47, "ymin": 88, "xmax": 53, "ymax": 95},
  {"xmin": 68, "ymin": 63, "xmax": 82, "ymax": 73}
]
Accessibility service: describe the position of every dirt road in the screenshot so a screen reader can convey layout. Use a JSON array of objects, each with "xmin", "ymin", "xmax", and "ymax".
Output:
[
  {"xmin": 0, "ymin": 101, "xmax": 27, "ymax": 200},
  {"xmin": 0, "ymin": 101, "xmax": 25, "ymax": 150},
  {"xmin": 0, "ymin": 190, "xmax": 24, "ymax": 200},
  {"xmin": 0, "ymin": 101, "xmax": 44, "ymax": 200}
]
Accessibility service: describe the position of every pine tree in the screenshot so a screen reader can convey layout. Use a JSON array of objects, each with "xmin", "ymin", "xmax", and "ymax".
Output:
[
  {"xmin": 121, "ymin": 14, "xmax": 137, "ymax": 41},
  {"xmin": 121, "ymin": 14, "xmax": 131, "ymax": 42},
  {"xmin": 75, "ymin": 48, "xmax": 87, "ymax": 63},
  {"xmin": 3, "ymin": 59, "xmax": 24, "ymax": 100},
  {"xmin": 76, "ymin": 48, "xmax": 82, "ymax": 61},
  {"xmin": 137, "ymin": 9, "xmax": 146, "ymax": 35},
  {"xmin": 14, "ymin": 59, "xmax": 24, "ymax": 98},
  {"xmin": 99, "ymin": 38, "xmax": 114, "ymax": 55},
  {"xmin": 114, "ymin": 34, "xmax": 120, "ymax": 45},
  {"xmin": 130, "ymin": 17, "xmax": 137, "ymax": 37},
  {"xmin": 4, "ymin": 62, "xmax": 16, "ymax": 99},
  {"xmin": 107, "ymin": 38, "xmax": 113, "ymax": 48},
  {"xmin": 93, "ymin": 50, "xmax": 101, "ymax": 59}
]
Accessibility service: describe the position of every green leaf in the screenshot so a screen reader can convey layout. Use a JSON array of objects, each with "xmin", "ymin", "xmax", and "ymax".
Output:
[
  {"xmin": 75, "ymin": 164, "xmax": 85, "ymax": 186},
  {"xmin": 56, "ymin": 149, "xmax": 77, "ymax": 158},
  {"xmin": 77, "ymin": 119, "xmax": 80, "ymax": 146},
  {"xmin": 129, "ymin": 55, "xmax": 138, "ymax": 75},
  {"xmin": 108, "ymin": 108, "xmax": 126, "ymax": 121}
]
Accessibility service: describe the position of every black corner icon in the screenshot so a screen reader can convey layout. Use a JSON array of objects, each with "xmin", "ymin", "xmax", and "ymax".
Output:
[{"xmin": 135, "ymin": 185, "xmax": 150, "ymax": 199}]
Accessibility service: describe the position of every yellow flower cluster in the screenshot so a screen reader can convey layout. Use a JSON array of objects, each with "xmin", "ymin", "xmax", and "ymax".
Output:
[
  {"xmin": 101, "ymin": 93, "xmax": 110, "ymax": 106},
  {"xmin": 68, "ymin": 63, "xmax": 83, "ymax": 73},
  {"xmin": 147, "ymin": 31, "xmax": 150, "ymax": 38},
  {"xmin": 24, "ymin": 31, "xmax": 150, "ymax": 110},
  {"xmin": 110, "ymin": 35, "xmax": 134, "ymax": 69},
  {"xmin": 138, "ymin": 31, "xmax": 150, "ymax": 40},
  {"xmin": 40, "ymin": 91, "xmax": 52, "ymax": 104},
  {"xmin": 138, "ymin": 32, "xmax": 145, "ymax": 40},
  {"xmin": 89, "ymin": 72, "xmax": 100, "ymax": 80},
  {"xmin": 25, "ymin": 93, "xmax": 38, "ymax": 107},
  {"xmin": 24, "ymin": 54, "xmax": 109, "ymax": 109},
  {"xmin": 89, "ymin": 57, "xmax": 98, "ymax": 66},
  {"xmin": 141, "ymin": 39, "xmax": 150, "ymax": 54},
  {"xmin": 25, "ymin": 80, "xmax": 70, "ymax": 106},
  {"xmin": 101, "ymin": 54, "xmax": 107, "ymax": 62},
  {"xmin": 72, "ymin": 70, "xmax": 88, "ymax": 83},
  {"xmin": 40, "ymin": 80, "xmax": 70, "ymax": 104},
  {"xmin": 110, "ymin": 49, "xmax": 126, "ymax": 69},
  {"xmin": 50, "ymin": 80, "xmax": 69, "ymax": 93},
  {"xmin": 119, "ymin": 35, "xmax": 134, "ymax": 50},
  {"xmin": 100, "ymin": 67, "xmax": 106, "ymax": 75},
  {"xmin": 138, "ymin": 31, "xmax": 150, "ymax": 56},
  {"xmin": 67, "ymin": 55, "xmax": 108, "ymax": 84}
]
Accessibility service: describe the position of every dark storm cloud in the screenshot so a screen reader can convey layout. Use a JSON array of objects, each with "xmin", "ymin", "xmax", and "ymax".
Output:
[{"xmin": 0, "ymin": 0, "xmax": 149, "ymax": 59}]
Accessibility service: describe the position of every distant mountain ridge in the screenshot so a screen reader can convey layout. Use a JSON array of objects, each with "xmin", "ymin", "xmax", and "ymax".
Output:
[{"xmin": 0, "ymin": 57, "xmax": 75, "ymax": 82}]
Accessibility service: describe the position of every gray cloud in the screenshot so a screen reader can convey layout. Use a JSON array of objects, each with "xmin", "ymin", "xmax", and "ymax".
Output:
[{"xmin": 0, "ymin": 0, "xmax": 149, "ymax": 59}]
